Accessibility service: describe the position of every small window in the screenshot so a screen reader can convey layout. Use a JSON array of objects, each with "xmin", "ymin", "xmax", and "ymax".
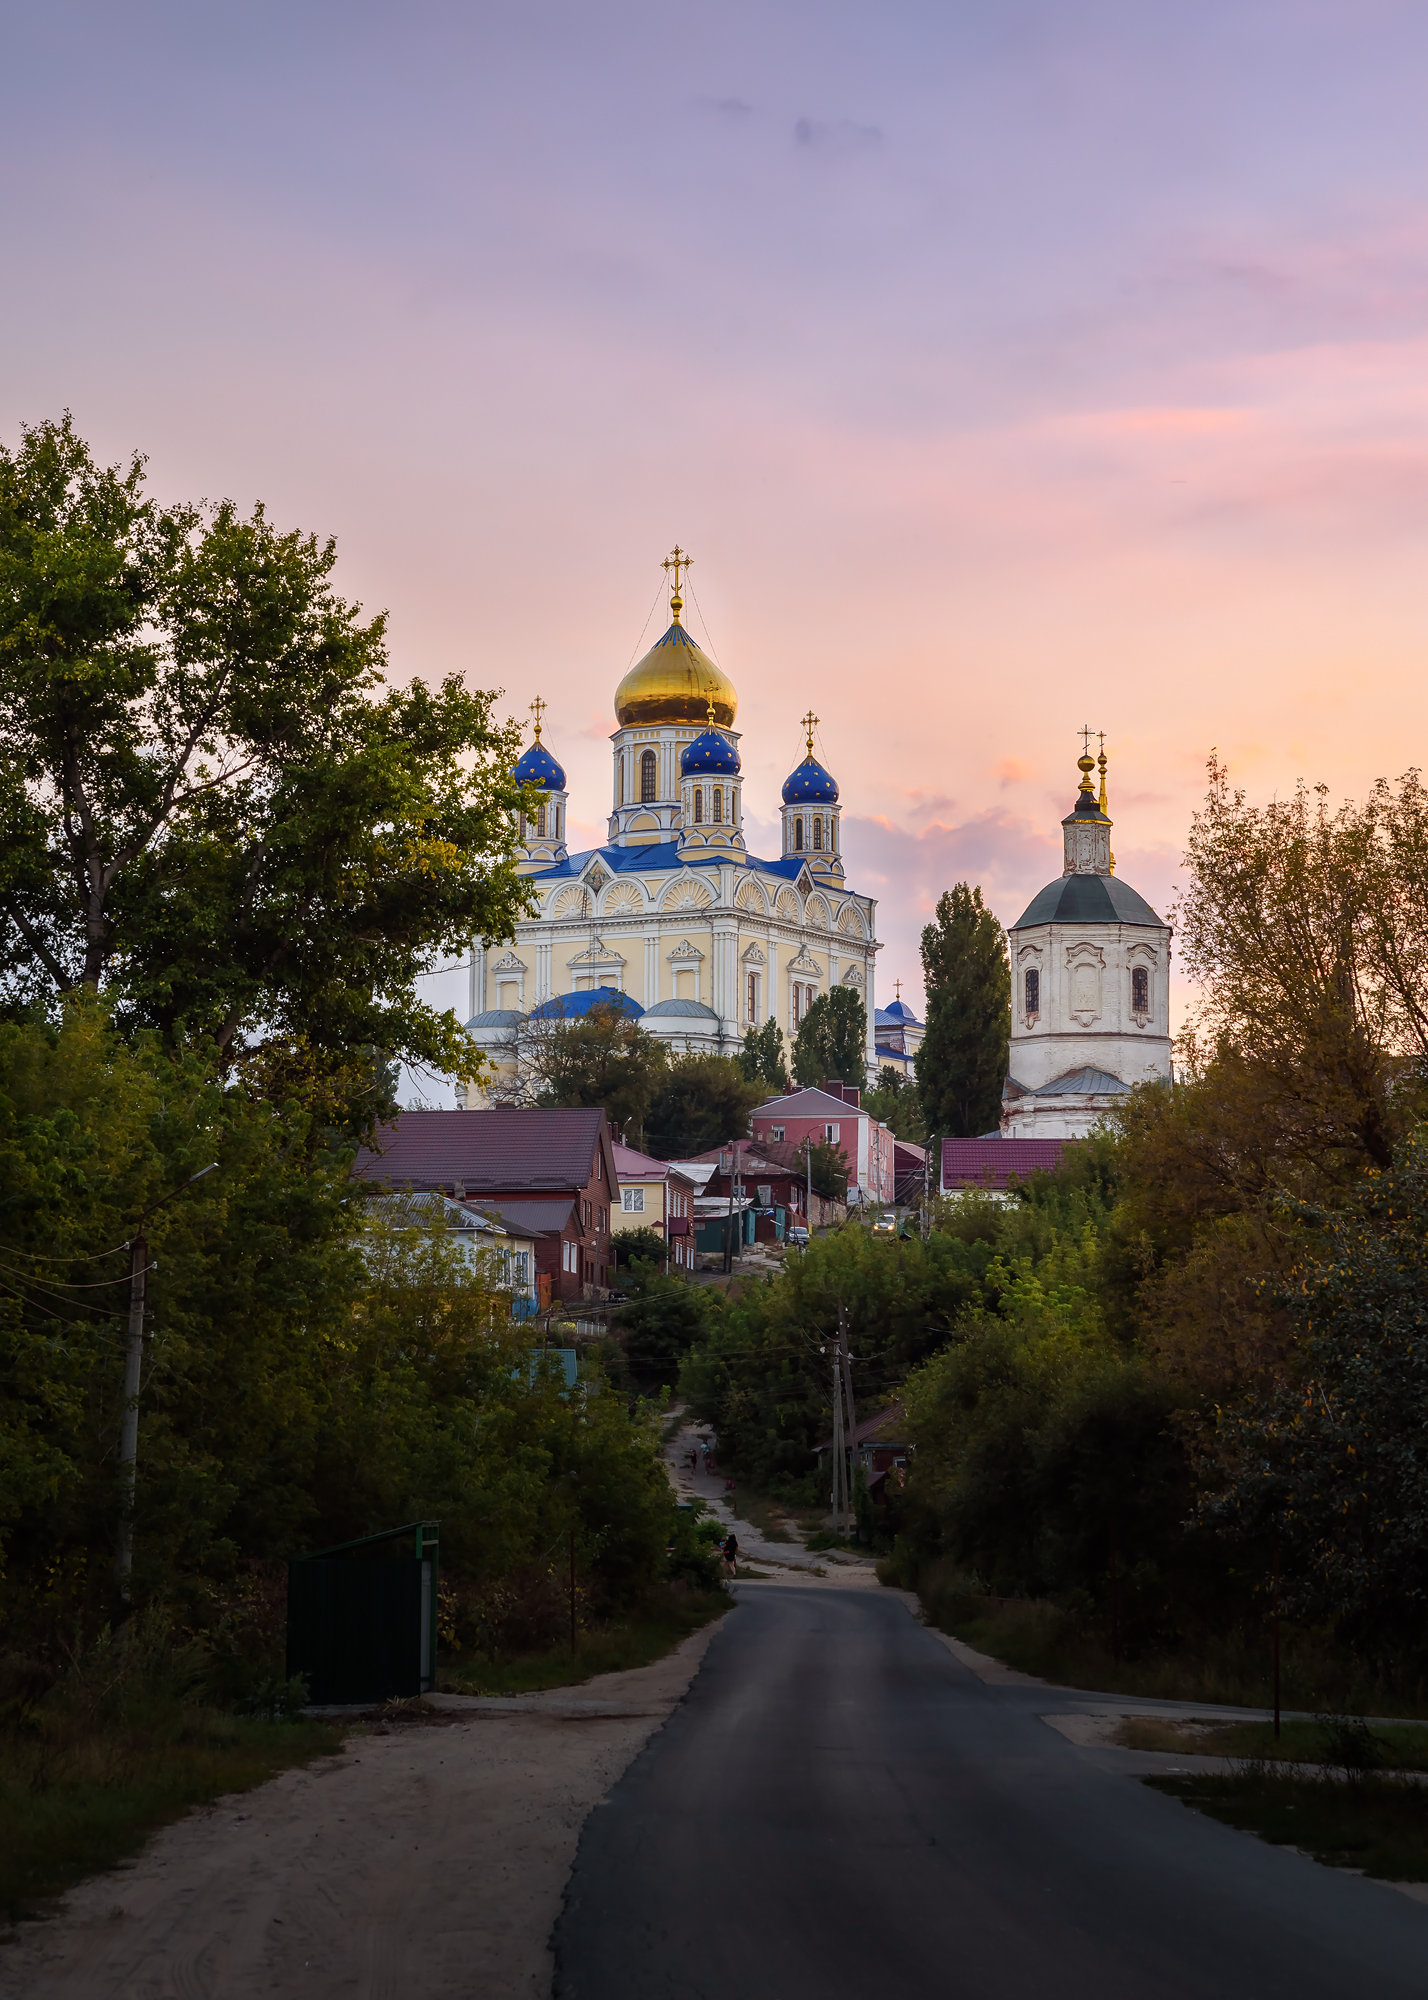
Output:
[
  {"xmin": 537, "ymin": 803, "xmax": 547, "ymax": 836},
  {"xmin": 747, "ymin": 971, "xmax": 758, "ymax": 1022},
  {"xmin": 640, "ymin": 748, "xmax": 658, "ymax": 802},
  {"xmin": 1024, "ymin": 968, "xmax": 1040, "ymax": 1016},
  {"xmin": 693, "ymin": 789, "xmax": 703, "ymax": 823},
  {"xmin": 825, "ymin": 1122, "xmax": 839, "ymax": 1142},
  {"xmin": 617, "ymin": 765, "xmax": 624, "ymax": 806},
  {"xmin": 794, "ymin": 816, "xmax": 803, "ymax": 851},
  {"xmin": 813, "ymin": 817, "xmax": 823, "ymax": 850},
  {"xmin": 771, "ymin": 1126, "xmax": 785, "ymax": 1142},
  {"xmin": 713, "ymin": 787, "xmax": 723, "ymax": 823},
  {"xmin": 1132, "ymin": 966, "xmax": 1150, "ymax": 1013},
  {"xmin": 623, "ymin": 1187, "xmax": 644, "ymax": 1212}
]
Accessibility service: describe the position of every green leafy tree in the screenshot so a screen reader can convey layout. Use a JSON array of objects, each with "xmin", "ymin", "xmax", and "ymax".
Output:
[
  {"xmin": 864, "ymin": 1065, "xmax": 926, "ymax": 1143},
  {"xmin": 0, "ymin": 416, "xmax": 532, "ymax": 1125},
  {"xmin": 738, "ymin": 1018, "xmax": 789, "ymax": 1092},
  {"xmin": 806, "ymin": 1136, "xmax": 850, "ymax": 1201},
  {"xmin": 915, "ymin": 884, "xmax": 1010, "ymax": 1138},
  {"xmin": 1203, "ymin": 1130, "xmax": 1428, "ymax": 1650},
  {"xmin": 517, "ymin": 1003, "xmax": 668, "ymax": 1138},
  {"xmin": 643, "ymin": 1055, "xmax": 765, "ymax": 1159},
  {"xmin": 791, "ymin": 988, "xmax": 866, "ymax": 1087},
  {"xmin": 615, "ymin": 1268, "xmax": 717, "ymax": 1388}
]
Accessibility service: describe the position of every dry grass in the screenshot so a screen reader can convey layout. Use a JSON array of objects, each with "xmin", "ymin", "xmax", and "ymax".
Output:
[{"xmin": 1117, "ymin": 1716, "xmax": 1428, "ymax": 1767}]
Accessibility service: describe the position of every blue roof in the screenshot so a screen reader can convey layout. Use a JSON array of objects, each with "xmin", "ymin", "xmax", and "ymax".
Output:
[
  {"xmin": 681, "ymin": 728, "xmax": 740, "ymax": 777},
  {"xmin": 513, "ymin": 741, "xmax": 567, "ymax": 791},
  {"xmin": 782, "ymin": 756, "xmax": 839, "ymax": 804},
  {"xmin": 526, "ymin": 986, "xmax": 643, "ymax": 1021},
  {"xmin": 877, "ymin": 1000, "xmax": 920, "ymax": 1024}
]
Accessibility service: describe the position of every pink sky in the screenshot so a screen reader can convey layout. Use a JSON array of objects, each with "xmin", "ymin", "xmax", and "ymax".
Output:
[{"xmin": 4, "ymin": 1, "xmax": 1427, "ymax": 1075}]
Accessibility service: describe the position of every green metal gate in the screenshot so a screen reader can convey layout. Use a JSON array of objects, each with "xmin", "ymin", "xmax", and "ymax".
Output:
[{"xmin": 286, "ymin": 1521, "xmax": 440, "ymax": 1704}]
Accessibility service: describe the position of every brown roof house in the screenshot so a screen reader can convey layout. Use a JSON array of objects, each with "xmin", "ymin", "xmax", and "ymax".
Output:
[{"xmin": 355, "ymin": 1108, "xmax": 620, "ymax": 1303}]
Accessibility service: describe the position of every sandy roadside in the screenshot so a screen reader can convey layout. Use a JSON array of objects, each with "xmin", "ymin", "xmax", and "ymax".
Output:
[{"xmin": 0, "ymin": 1622, "xmax": 723, "ymax": 2000}]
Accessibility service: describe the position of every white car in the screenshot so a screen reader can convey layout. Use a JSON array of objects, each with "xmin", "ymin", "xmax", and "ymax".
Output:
[{"xmin": 786, "ymin": 1225, "xmax": 811, "ymax": 1249}]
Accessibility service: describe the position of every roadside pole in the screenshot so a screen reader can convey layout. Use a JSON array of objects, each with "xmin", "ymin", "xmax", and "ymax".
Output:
[
  {"xmin": 830, "ymin": 1349, "xmax": 844, "ymax": 1529},
  {"xmin": 838, "ymin": 1301, "xmax": 859, "ymax": 1540}
]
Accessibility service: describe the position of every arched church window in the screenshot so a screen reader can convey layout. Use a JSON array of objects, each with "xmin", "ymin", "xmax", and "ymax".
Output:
[
  {"xmin": 617, "ymin": 764, "xmax": 624, "ymax": 806},
  {"xmin": 1131, "ymin": 966, "xmax": 1150, "ymax": 1014},
  {"xmin": 640, "ymin": 749, "xmax": 658, "ymax": 802},
  {"xmin": 1024, "ymin": 969, "xmax": 1039, "ymax": 1016},
  {"xmin": 813, "ymin": 817, "xmax": 823, "ymax": 850},
  {"xmin": 713, "ymin": 788, "xmax": 722, "ymax": 823},
  {"xmin": 794, "ymin": 816, "xmax": 803, "ymax": 851},
  {"xmin": 537, "ymin": 804, "xmax": 547, "ymax": 837},
  {"xmin": 693, "ymin": 789, "xmax": 703, "ymax": 823}
]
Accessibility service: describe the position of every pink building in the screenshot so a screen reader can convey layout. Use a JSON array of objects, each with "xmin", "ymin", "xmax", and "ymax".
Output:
[{"xmin": 748, "ymin": 1082, "xmax": 896, "ymax": 1204}]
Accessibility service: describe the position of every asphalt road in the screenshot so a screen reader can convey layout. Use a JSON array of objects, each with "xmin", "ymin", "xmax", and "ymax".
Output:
[{"xmin": 552, "ymin": 1585, "xmax": 1428, "ymax": 1999}]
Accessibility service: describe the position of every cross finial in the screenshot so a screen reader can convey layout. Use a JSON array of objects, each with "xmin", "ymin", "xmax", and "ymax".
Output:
[
  {"xmin": 529, "ymin": 695, "xmax": 546, "ymax": 742},
  {"xmin": 801, "ymin": 710, "xmax": 819, "ymax": 759},
  {"xmin": 1097, "ymin": 731, "xmax": 1109, "ymax": 815},
  {"xmin": 662, "ymin": 545, "xmax": 692, "ymax": 622},
  {"xmin": 1077, "ymin": 723, "xmax": 1096, "ymax": 794},
  {"xmin": 706, "ymin": 693, "xmax": 716, "ymax": 728},
  {"xmin": 894, "ymin": 977, "xmax": 902, "ymax": 1001}
]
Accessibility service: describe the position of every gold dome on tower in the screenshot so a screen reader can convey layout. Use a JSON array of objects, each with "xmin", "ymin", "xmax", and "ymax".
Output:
[{"xmin": 614, "ymin": 546, "xmax": 737, "ymax": 728}]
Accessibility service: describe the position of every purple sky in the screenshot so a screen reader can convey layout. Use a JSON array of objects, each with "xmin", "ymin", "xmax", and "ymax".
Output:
[{"xmin": 6, "ymin": 2, "xmax": 1428, "ymax": 1091}]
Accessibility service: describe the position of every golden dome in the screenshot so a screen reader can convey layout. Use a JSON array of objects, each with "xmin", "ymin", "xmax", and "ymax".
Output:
[{"xmin": 614, "ymin": 618, "xmax": 737, "ymax": 728}]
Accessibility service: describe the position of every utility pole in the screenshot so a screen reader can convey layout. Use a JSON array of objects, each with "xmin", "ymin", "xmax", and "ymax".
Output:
[
  {"xmin": 830, "ymin": 1346, "xmax": 844, "ymax": 1532},
  {"xmin": 805, "ymin": 1134, "xmax": 814, "ymax": 1234},
  {"xmin": 838, "ymin": 1300, "xmax": 859, "ymax": 1540},
  {"xmin": 115, "ymin": 1162, "xmax": 218, "ymax": 1607}
]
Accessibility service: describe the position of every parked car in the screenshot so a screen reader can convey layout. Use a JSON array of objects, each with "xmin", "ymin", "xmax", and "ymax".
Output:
[{"xmin": 786, "ymin": 1225, "xmax": 810, "ymax": 1249}]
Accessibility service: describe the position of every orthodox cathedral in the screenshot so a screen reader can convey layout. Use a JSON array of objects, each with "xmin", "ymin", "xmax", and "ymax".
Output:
[
  {"xmin": 464, "ymin": 550, "xmax": 881, "ymax": 1097},
  {"xmin": 1001, "ymin": 740, "xmax": 1173, "ymax": 1137}
]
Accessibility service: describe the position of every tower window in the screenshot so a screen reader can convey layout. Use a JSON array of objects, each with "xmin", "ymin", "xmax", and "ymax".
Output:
[
  {"xmin": 537, "ymin": 804, "xmax": 547, "ymax": 837},
  {"xmin": 813, "ymin": 817, "xmax": 823, "ymax": 850},
  {"xmin": 794, "ymin": 816, "xmax": 803, "ymax": 851},
  {"xmin": 713, "ymin": 787, "xmax": 722, "ymax": 823},
  {"xmin": 1131, "ymin": 966, "xmax": 1150, "ymax": 1014},
  {"xmin": 747, "ymin": 971, "xmax": 759, "ymax": 1022},
  {"xmin": 640, "ymin": 748, "xmax": 658, "ymax": 803},
  {"xmin": 693, "ymin": 788, "xmax": 703, "ymax": 823},
  {"xmin": 617, "ymin": 764, "xmax": 624, "ymax": 806},
  {"xmin": 1024, "ymin": 969, "xmax": 1039, "ymax": 1016}
]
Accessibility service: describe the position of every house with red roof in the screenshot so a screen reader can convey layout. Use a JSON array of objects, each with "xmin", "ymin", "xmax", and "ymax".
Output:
[
  {"xmin": 354, "ymin": 1107, "xmax": 620, "ymax": 1302},
  {"xmin": 940, "ymin": 1136, "xmax": 1074, "ymax": 1199},
  {"xmin": 747, "ymin": 1081, "xmax": 896, "ymax": 1204}
]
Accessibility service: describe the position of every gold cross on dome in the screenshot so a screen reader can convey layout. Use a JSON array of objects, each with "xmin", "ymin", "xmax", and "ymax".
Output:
[
  {"xmin": 894, "ymin": 978, "xmax": 902, "ymax": 1001},
  {"xmin": 801, "ymin": 710, "xmax": 819, "ymax": 758},
  {"xmin": 662, "ymin": 546, "xmax": 692, "ymax": 621},
  {"xmin": 529, "ymin": 695, "xmax": 547, "ymax": 741},
  {"xmin": 1080, "ymin": 723, "xmax": 1095, "ymax": 757}
]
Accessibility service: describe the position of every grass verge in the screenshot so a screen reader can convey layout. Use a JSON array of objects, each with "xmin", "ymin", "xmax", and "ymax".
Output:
[
  {"xmin": 1148, "ymin": 1767, "xmax": 1428, "ymax": 1882},
  {"xmin": 437, "ymin": 1588, "xmax": 731, "ymax": 1696},
  {"xmin": 0, "ymin": 1709, "xmax": 342, "ymax": 1925},
  {"xmin": 1116, "ymin": 1716, "xmax": 1428, "ymax": 1767},
  {"xmin": 906, "ymin": 1569, "xmax": 1428, "ymax": 1716}
]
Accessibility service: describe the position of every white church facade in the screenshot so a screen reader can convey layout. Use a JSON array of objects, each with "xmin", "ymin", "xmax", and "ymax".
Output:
[
  {"xmin": 464, "ymin": 551, "xmax": 881, "ymax": 1099},
  {"xmin": 1001, "ymin": 743, "xmax": 1173, "ymax": 1138}
]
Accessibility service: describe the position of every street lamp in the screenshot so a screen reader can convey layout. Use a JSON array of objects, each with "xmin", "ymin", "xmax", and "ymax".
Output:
[{"xmin": 115, "ymin": 1162, "xmax": 218, "ymax": 1605}]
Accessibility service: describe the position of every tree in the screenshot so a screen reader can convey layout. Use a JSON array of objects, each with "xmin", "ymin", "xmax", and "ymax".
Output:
[
  {"xmin": 643, "ymin": 1055, "xmax": 765, "ymax": 1160},
  {"xmin": 914, "ymin": 884, "xmax": 1009, "ymax": 1138},
  {"xmin": 0, "ymin": 416, "xmax": 533, "ymax": 1125},
  {"xmin": 791, "ymin": 988, "xmax": 866, "ymax": 1087},
  {"xmin": 511, "ymin": 1003, "xmax": 668, "ymax": 1138},
  {"xmin": 864, "ymin": 1065, "xmax": 926, "ymax": 1143},
  {"xmin": 738, "ymin": 1018, "xmax": 789, "ymax": 1092},
  {"xmin": 805, "ymin": 1136, "xmax": 850, "ymax": 1202},
  {"xmin": 1203, "ymin": 1129, "xmax": 1428, "ymax": 1650}
]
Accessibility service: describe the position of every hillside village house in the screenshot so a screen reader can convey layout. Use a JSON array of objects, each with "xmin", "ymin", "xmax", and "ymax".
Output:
[
  {"xmin": 355, "ymin": 1108, "xmax": 620, "ymax": 1302},
  {"xmin": 748, "ymin": 1082, "xmax": 896, "ymax": 1205},
  {"xmin": 365, "ymin": 1191, "xmax": 540, "ymax": 1314},
  {"xmin": 611, "ymin": 1143, "xmax": 698, "ymax": 1271}
]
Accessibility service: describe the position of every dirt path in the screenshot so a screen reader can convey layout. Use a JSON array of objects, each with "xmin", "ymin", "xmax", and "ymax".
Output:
[{"xmin": 0, "ymin": 1625, "xmax": 721, "ymax": 2000}]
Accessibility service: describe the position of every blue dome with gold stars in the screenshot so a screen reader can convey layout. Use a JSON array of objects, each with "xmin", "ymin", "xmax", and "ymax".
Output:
[
  {"xmin": 513, "ymin": 740, "xmax": 566, "ymax": 791},
  {"xmin": 681, "ymin": 728, "xmax": 740, "ymax": 777},
  {"xmin": 782, "ymin": 755, "xmax": 838, "ymax": 804}
]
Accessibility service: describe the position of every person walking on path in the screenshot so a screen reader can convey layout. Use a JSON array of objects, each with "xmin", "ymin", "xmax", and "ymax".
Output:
[{"xmin": 722, "ymin": 1531, "xmax": 739, "ymax": 1581}]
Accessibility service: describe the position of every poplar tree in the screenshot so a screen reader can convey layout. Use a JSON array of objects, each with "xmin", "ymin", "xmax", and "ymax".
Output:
[{"xmin": 914, "ymin": 884, "xmax": 1010, "ymax": 1138}]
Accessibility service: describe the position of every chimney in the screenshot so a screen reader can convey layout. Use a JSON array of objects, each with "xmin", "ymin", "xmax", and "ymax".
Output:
[
  {"xmin": 824, "ymin": 1079, "xmax": 860, "ymax": 1109},
  {"xmin": 453, "ymin": 1180, "xmax": 467, "ymax": 1203}
]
